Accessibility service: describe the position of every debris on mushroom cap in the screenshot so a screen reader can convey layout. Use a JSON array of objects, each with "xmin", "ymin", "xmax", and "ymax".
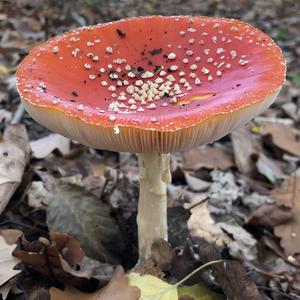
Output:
[{"xmin": 17, "ymin": 16, "xmax": 285, "ymax": 152}]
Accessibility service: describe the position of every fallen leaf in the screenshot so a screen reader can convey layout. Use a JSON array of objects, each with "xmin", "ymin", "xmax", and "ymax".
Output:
[
  {"xmin": 178, "ymin": 284, "xmax": 224, "ymax": 300},
  {"xmin": 261, "ymin": 236, "xmax": 300, "ymax": 267},
  {"xmin": 27, "ymin": 181, "xmax": 51, "ymax": 209},
  {"xmin": 188, "ymin": 204, "xmax": 230, "ymax": 247},
  {"xmin": 13, "ymin": 232, "xmax": 112, "ymax": 288},
  {"xmin": 79, "ymin": 256, "xmax": 114, "ymax": 282},
  {"xmin": 273, "ymin": 173, "xmax": 300, "ymax": 255},
  {"xmin": 129, "ymin": 268, "xmax": 223, "ymax": 300},
  {"xmin": 0, "ymin": 65, "xmax": 9, "ymax": 74},
  {"xmin": 231, "ymin": 127, "xmax": 261, "ymax": 176},
  {"xmin": 47, "ymin": 183, "xmax": 124, "ymax": 263},
  {"xmin": 150, "ymin": 239, "xmax": 174, "ymax": 272},
  {"xmin": 218, "ymin": 222, "xmax": 258, "ymax": 261},
  {"xmin": 50, "ymin": 231, "xmax": 85, "ymax": 266},
  {"xmin": 0, "ymin": 91, "xmax": 9, "ymax": 104},
  {"xmin": 90, "ymin": 164, "xmax": 107, "ymax": 177},
  {"xmin": 60, "ymin": 174, "xmax": 106, "ymax": 199},
  {"xmin": 50, "ymin": 266, "xmax": 140, "ymax": 300},
  {"xmin": 0, "ymin": 109, "xmax": 12, "ymax": 123},
  {"xmin": 184, "ymin": 172, "xmax": 210, "ymax": 192},
  {"xmin": 128, "ymin": 272, "xmax": 178, "ymax": 300},
  {"xmin": 292, "ymin": 274, "xmax": 300, "ymax": 293},
  {"xmin": 0, "ymin": 235, "xmax": 21, "ymax": 286},
  {"xmin": 281, "ymin": 102, "xmax": 299, "ymax": 122},
  {"xmin": 30, "ymin": 133, "xmax": 71, "ymax": 159},
  {"xmin": 254, "ymin": 122, "xmax": 300, "ymax": 157},
  {"xmin": 191, "ymin": 237, "xmax": 263, "ymax": 300},
  {"xmin": 207, "ymin": 170, "xmax": 244, "ymax": 215},
  {"xmin": 0, "ymin": 278, "xmax": 17, "ymax": 300},
  {"xmin": 248, "ymin": 204, "xmax": 292, "ymax": 228},
  {"xmin": 255, "ymin": 153, "xmax": 284, "ymax": 183},
  {"xmin": 0, "ymin": 124, "xmax": 30, "ymax": 214},
  {"xmin": 0, "ymin": 229, "xmax": 22, "ymax": 245},
  {"xmin": 24, "ymin": 284, "xmax": 50, "ymax": 300},
  {"xmin": 183, "ymin": 146, "xmax": 234, "ymax": 171},
  {"xmin": 242, "ymin": 192, "xmax": 273, "ymax": 210},
  {"xmin": 133, "ymin": 259, "xmax": 165, "ymax": 279}
]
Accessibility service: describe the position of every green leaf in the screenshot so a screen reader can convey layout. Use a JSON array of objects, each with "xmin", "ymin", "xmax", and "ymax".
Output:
[
  {"xmin": 178, "ymin": 284, "xmax": 225, "ymax": 300},
  {"xmin": 128, "ymin": 273, "xmax": 178, "ymax": 300},
  {"xmin": 128, "ymin": 260, "xmax": 226, "ymax": 300}
]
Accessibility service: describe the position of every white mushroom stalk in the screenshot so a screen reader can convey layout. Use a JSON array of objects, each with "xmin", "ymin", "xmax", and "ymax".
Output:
[{"xmin": 137, "ymin": 152, "xmax": 171, "ymax": 259}]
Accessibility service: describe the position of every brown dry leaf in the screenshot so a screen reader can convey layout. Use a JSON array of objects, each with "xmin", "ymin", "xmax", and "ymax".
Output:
[
  {"xmin": 49, "ymin": 266, "xmax": 140, "ymax": 300},
  {"xmin": 254, "ymin": 122, "xmax": 300, "ymax": 157},
  {"xmin": 0, "ymin": 124, "xmax": 30, "ymax": 214},
  {"xmin": 183, "ymin": 146, "xmax": 234, "ymax": 171},
  {"xmin": 231, "ymin": 127, "xmax": 261, "ymax": 176},
  {"xmin": 90, "ymin": 164, "xmax": 107, "ymax": 177},
  {"xmin": 30, "ymin": 133, "xmax": 71, "ymax": 159},
  {"xmin": 0, "ymin": 234, "xmax": 21, "ymax": 287},
  {"xmin": 273, "ymin": 172, "xmax": 300, "ymax": 255},
  {"xmin": 248, "ymin": 204, "xmax": 292, "ymax": 228},
  {"xmin": 13, "ymin": 231, "xmax": 111, "ymax": 288},
  {"xmin": 50, "ymin": 231, "xmax": 85, "ymax": 266},
  {"xmin": 150, "ymin": 239, "xmax": 174, "ymax": 271},
  {"xmin": 261, "ymin": 236, "xmax": 300, "ymax": 267}
]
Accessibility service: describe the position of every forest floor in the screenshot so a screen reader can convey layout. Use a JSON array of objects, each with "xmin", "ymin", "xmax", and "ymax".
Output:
[{"xmin": 0, "ymin": 0, "xmax": 300, "ymax": 299}]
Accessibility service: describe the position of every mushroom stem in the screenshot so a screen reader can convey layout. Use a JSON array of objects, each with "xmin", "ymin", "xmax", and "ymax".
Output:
[{"xmin": 137, "ymin": 152, "xmax": 171, "ymax": 260}]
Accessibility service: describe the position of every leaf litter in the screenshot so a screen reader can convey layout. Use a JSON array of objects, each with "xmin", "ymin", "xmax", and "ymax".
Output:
[{"xmin": 1, "ymin": 0, "xmax": 300, "ymax": 299}]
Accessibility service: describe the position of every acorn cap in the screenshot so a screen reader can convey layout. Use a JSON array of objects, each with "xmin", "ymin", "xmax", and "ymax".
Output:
[{"xmin": 17, "ymin": 16, "xmax": 285, "ymax": 153}]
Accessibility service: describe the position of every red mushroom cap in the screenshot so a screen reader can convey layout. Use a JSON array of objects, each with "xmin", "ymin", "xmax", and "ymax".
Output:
[{"xmin": 17, "ymin": 16, "xmax": 285, "ymax": 153}]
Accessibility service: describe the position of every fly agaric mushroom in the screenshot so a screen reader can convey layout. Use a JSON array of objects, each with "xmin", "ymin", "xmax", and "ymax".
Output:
[{"xmin": 16, "ymin": 16, "xmax": 285, "ymax": 260}]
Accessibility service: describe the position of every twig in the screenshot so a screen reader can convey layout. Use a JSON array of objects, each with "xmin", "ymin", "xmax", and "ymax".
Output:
[
  {"xmin": 252, "ymin": 266, "xmax": 283, "ymax": 280},
  {"xmin": 187, "ymin": 197, "xmax": 208, "ymax": 211}
]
